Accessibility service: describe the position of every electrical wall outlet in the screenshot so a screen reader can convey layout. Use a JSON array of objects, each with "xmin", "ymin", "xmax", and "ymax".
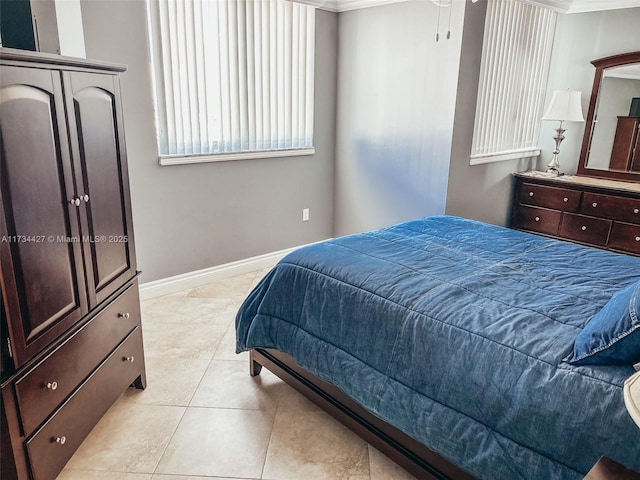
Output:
[{"xmin": 302, "ymin": 208, "xmax": 310, "ymax": 222}]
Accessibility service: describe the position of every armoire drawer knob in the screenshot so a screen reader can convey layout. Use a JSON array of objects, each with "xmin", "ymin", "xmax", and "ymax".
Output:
[
  {"xmin": 118, "ymin": 312, "xmax": 130, "ymax": 319},
  {"xmin": 46, "ymin": 381, "xmax": 58, "ymax": 390},
  {"xmin": 55, "ymin": 436, "xmax": 66, "ymax": 445},
  {"xmin": 124, "ymin": 356, "xmax": 135, "ymax": 363},
  {"xmin": 581, "ymin": 226, "xmax": 587, "ymax": 231},
  {"xmin": 592, "ymin": 202, "xmax": 598, "ymax": 208}
]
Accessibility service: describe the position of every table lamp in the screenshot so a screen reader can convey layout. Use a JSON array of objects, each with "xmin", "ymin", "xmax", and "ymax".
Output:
[{"xmin": 541, "ymin": 90, "xmax": 584, "ymax": 175}]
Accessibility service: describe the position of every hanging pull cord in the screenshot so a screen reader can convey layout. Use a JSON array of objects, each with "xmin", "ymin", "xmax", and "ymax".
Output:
[
  {"xmin": 446, "ymin": 0, "xmax": 452, "ymax": 39},
  {"xmin": 436, "ymin": 1, "xmax": 441, "ymax": 42}
]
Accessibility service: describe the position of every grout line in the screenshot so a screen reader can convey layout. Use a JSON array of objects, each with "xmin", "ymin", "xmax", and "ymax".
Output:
[
  {"xmin": 258, "ymin": 379, "xmax": 280, "ymax": 480},
  {"xmin": 149, "ymin": 405, "xmax": 190, "ymax": 476},
  {"xmin": 67, "ymin": 270, "xmax": 328, "ymax": 480}
]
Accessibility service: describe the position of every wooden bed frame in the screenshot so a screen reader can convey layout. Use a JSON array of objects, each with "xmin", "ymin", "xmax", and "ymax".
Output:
[{"xmin": 250, "ymin": 348, "xmax": 475, "ymax": 480}]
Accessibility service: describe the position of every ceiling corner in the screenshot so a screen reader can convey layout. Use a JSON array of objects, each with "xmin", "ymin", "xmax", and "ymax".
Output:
[{"xmin": 566, "ymin": 0, "xmax": 640, "ymax": 13}]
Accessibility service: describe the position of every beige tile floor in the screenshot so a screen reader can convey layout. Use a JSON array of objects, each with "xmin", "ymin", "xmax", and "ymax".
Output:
[{"xmin": 57, "ymin": 268, "xmax": 417, "ymax": 480}]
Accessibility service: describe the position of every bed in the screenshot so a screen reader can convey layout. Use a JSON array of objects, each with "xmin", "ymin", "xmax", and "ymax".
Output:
[{"xmin": 235, "ymin": 215, "xmax": 640, "ymax": 479}]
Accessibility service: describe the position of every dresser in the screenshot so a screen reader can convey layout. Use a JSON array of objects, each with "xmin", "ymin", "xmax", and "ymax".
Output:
[
  {"xmin": 0, "ymin": 49, "xmax": 146, "ymax": 480},
  {"xmin": 511, "ymin": 171, "xmax": 640, "ymax": 256}
]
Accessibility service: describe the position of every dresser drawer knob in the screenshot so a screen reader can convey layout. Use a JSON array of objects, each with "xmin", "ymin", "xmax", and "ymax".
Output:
[
  {"xmin": 634, "ymin": 208, "xmax": 639, "ymax": 214},
  {"xmin": 55, "ymin": 436, "xmax": 66, "ymax": 445},
  {"xmin": 529, "ymin": 192, "xmax": 534, "ymax": 197},
  {"xmin": 124, "ymin": 356, "xmax": 135, "ymax": 363},
  {"xmin": 46, "ymin": 381, "xmax": 58, "ymax": 391},
  {"xmin": 535, "ymin": 216, "xmax": 540, "ymax": 222},
  {"xmin": 563, "ymin": 197, "xmax": 569, "ymax": 203},
  {"xmin": 636, "ymin": 236, "xmax": 640, "ymax": 242},
  {"xmin": 592, "ymin": 202, "xmax": 598, "ymax": 208},
  {"xmin": 581, "ymin": 226, "xmax": 587, "ymax": 231},
  {"xmin": 118, "ymin": 312, "xmax": 131, "ymax": 319}
]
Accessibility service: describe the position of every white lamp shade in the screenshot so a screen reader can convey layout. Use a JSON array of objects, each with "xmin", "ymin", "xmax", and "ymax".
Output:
[
  {"xmin": 624, "ymin": 370, "xmax": 640, "ymax": 428},
  {"xmin": 542, "ymin": 90, "xmax": 585, "ymax": 122}
]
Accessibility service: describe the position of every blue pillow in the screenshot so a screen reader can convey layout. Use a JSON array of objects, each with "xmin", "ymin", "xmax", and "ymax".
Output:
[{"xmin": 566, "ymin": 279, "xmax": 640, "ymax": 366}]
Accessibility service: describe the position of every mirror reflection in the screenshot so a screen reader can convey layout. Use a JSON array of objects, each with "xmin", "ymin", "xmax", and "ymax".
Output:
[{"xmin": 587, "ymin": 63, "xmax": 640, "ymax": 172}]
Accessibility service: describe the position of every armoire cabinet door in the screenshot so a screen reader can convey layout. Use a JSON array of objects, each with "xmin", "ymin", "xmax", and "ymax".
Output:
[
  {"xmin": 0, "ymin": 66, "xmax": 88, "ymax": 367},
  {"xmin": 63, "ymin": 72, "xmax": 137, "ymax": 306}
]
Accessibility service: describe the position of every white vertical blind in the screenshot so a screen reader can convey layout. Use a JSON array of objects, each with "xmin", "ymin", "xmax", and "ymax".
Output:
[
  {"xmin": 148, "ymin": 0, "xmax": 315, "ymax": 158},
  {"xmin": 470, "ymin": 0, "xmax": 556, "ymax": 165}
]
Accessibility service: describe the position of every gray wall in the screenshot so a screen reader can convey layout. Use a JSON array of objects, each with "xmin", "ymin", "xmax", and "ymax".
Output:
[
  {"xmin": 446, "ymin": 4, "xmax": 640, "ymax": 227},
  {"xmin": 539, "ymin": 7, "xmax": 640, "ymax": 175},
  {"xmin": 446, "ymin": 0, "xmax": 535, "ymax": 227},
  {"xmin": 445, "ymin": 0, "xmax": 531, "ymax": 225},
  {"xmin": 80, "ymin": 1, "xmax": 337, "ymax": 282},
  {"xmin": 333, "ymin": 0, "xmax": 466, "ymax": 236},
  {"xmin": 78, "ymin": 1, "xmax": 640, "ymax": 281}
]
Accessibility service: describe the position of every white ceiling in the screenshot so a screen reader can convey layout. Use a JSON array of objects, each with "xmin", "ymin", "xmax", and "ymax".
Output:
[
  {"xmin": 309, "ymin": 0, "xmax": 640, "ymax": 13},
  {"xmin": 520, "ymin": 0, "xmax": 640, "ymax": 13}
]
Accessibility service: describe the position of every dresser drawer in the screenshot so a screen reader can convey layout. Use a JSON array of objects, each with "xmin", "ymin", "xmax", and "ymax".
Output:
[
  {"xmin": 25, "ymin": 327, "xmax": 143, "ymax": 480},
  {"xmin": 518, "ymin": 182, "xmax": 582, "ymax": 212},
  {"xmin": 609, "ymin": 222, "xmax": 640, "ymax": 255},
  {"xmin": 581, "ymin": 193, "xmax": 640, "ymax": 225},
  {"xmin": 559, "ymin": 213, "xmax": 612, "ymax": 247},
  {"xmin": 15, "ymin": 283, "xmax": 140, "ymax": 436},
  {"xmin": 512, "ymin": 205, "xmax": 562, "ymax": 236}
]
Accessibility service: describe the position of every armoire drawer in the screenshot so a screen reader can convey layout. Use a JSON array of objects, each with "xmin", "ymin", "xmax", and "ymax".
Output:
[
  {"xmin": 25, "ymin": 327, "xmax": 143, "ymax": 480},
  {"xmin": 518, "ymin": 182, "xmax": 582, "ymax": 211},
  {"xmin": 15, "ymin": 283, "xmax": 140, "ymax": 436},
  {"xmin": 580, "ymin": 192, "xmax": 640, "ymax": 225},
  {"xmin": 512, "ymin": 205, "xmax": 562, "ymax": 236},
  {"xmin": 609, "ymin": 222, "xmax": 640, "ymax": 255},
  {"xmin": 559, "ymin": 213, "xmax": 612, "ymax": 247}
]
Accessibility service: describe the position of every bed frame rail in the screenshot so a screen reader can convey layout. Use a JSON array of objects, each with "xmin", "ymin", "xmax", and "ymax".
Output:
[{"xmin": 250, "ymin": 348, "xmax": 475, "ymax": 480}]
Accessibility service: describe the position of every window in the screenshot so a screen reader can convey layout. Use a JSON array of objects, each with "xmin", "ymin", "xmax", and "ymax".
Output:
[
  {"xmin": 470, "ymin": 0, "xmax": 557, "ymax": 165},
  {"xmin": 146, "ymin": 0, "xmax": 315, "ymax": 165}
]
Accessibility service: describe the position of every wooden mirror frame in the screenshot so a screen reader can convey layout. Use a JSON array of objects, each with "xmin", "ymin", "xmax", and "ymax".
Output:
[{"xmin": 576, "ymin": 50, "xmax": 640, "ymax": 182}]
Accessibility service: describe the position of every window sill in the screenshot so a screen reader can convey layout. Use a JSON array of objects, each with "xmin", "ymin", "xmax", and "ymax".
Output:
[
  {"xmin": 469, "ymin": 147, "xmax": 541, "ymax": 166},
  {"xmin": 159, "ymin": 147, "xmax": 316, "ymax": 166}
]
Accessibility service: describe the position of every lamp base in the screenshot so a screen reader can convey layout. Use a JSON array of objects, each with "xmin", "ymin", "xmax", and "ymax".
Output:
[
  {"xmin": 546, "ymin": 124, "xmax": 566, "ymax": 176},
  {"xmin": 546, "ymin": 154, "xmax": 561, "ymax": 175}
]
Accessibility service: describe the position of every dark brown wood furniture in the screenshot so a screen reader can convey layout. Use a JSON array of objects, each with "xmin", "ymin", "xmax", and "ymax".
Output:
[
  {"xmin": 511, "ymin": 171, "xmax": 640, "ymax": 256},
  {"xmin": 584, "ymin": 457, "xmax": 640, "ymax": 480},
  {"xmin": 0, "ymin": 48, "xmax": 146, "ymax": 480},
  {"xmin": 609, "ymin": 117, "xmax": 640, "ymax": 172},
  {"xmin": 577, "ymin": 51, "xmax": 640, "ymax": 181}
]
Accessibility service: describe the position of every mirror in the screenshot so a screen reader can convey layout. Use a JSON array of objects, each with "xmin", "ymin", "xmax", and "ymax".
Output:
[{"xmin": 577, "ymin": 51, "xmax": 640, "ymax": 182}]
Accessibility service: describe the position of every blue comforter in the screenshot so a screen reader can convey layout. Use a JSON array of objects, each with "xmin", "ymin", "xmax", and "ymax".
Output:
[{"xmin": 236, "ymin": 216, "xmax": 640, "ymax": 479}]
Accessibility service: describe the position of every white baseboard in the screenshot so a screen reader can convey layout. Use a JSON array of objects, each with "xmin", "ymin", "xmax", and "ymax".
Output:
[{"xmin": 138, "ymin": 242, "xmax": 324, "ymax": 301}]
